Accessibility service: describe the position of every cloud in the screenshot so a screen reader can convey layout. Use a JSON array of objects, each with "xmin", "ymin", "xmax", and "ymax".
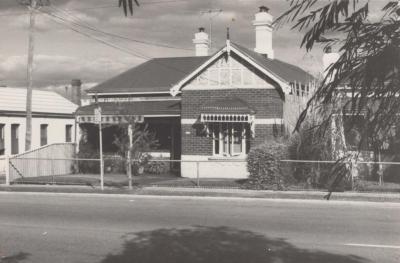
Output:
[{"xmin": 0, "ymin": 54, "xmax": 141, "ymax": 87}]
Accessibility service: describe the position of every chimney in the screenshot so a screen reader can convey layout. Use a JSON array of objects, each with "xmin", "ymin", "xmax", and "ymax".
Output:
[
  {"xmin": 252, "ymin": 6, "xmax": 274, "ymax": 59},
  {"xmin": 322, "ymin": 47, "xmax": 340, "ymax": 79},
  {"xmin": 193, "ymin": 27, "xmax": 209, "ymax": 56},
  {"xmin": 70, "ymin": 79, "xmax": 82, "ymax": 106}
]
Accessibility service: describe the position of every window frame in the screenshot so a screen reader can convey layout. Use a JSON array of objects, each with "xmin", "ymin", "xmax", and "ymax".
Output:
[
  {"xmin": 0, "ymin": 124, "xmax": 5, "ymax": 156},
  {"xmin": 211, "ymin": 123, "xmax": 248, "ymax": 158},
  {"xmin": 40, "ymin": 124, "xmax": 48, "ymax": 146},
  {"xmin": 65, "ymin": 124, "xmax": 73, "ymax": 143}
]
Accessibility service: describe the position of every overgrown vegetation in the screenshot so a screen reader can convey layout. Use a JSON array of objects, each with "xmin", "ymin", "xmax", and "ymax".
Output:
[
  {"xmin": 276, "ymin": 1, "xmax": 400, "ymax": 197},
  {"xmin": 246, "ymin": 141, "xmax": 292, "ymax": 190},
  {"xmin": 113, "ymin": 122, "xmax": 158, "ymax": 176}
]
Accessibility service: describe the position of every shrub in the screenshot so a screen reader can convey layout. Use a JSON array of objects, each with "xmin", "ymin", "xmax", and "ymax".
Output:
[
  {"xmin": 287, "ymin": 128, "xmax": 333, "ymax": 188},
  {"xmin": 146, "ymin": 160, "xmax": 168, "ymax": 174},
  {"xmin": 77, "ymin": 143, "xmax": 100, "ymax": 174},
  {"xmin": 246, "ymin": 141, "xmax": 292, "ymax": 190},
  {"xmin": 104, "ymin": 156, "xmax": 126, "ymax": 174}
]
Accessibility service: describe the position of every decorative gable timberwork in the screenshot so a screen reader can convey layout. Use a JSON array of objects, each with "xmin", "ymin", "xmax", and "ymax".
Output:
[{"xmin": 183, "ymin": 54, "xmax": 276, "ymax": 91}]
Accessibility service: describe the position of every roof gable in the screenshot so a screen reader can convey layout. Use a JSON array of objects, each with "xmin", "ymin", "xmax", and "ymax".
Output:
[
  {"xmin": 170, "ymin": 41, "xmax": 315, "ymax": 95},
  {"xmin": 182, "ymin": 52, "xmax": 278, "ymax": 91}
]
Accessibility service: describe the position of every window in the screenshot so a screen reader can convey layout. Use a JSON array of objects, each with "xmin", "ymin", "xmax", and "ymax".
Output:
[
  {"xmin": 65, "ymin": 125, "xmax": 73, "ymax": 142},
  {"xmin": 0, "ymin": 124, "xmax": 4, "ymax": 156},
  {"xmin": 211, "ymin": 123, "xmax": 250, "ymax": 157},
  {"xmin": 40, "ymin": 124, "xmax": 48, "ymax": 146},
  {"xmin": 11, "ymin": 124, "xmax": 19, "ymax": 155}
]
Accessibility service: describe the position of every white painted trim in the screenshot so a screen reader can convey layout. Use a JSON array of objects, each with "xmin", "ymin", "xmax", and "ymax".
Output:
[
  {"xmin": 254, "ymin": 118, "xmax": 284, "ymax": 125},
  {"xmin": 170, "ymin": 47, "xmax": 228, "ymax": 96},
  {"xmin": 182, "ymin": 85, "xmax": 274, "ymax": 91},
  {"xmin": 230, "ymin": 45, "xmax": 290, "ymax": 93},
  {"xmin": 144, "ymin": 115, "xmax": 180, "ymax": 118},
  {"xmin": 182, "ymin": 118, "xmax": 283, "ymax": 125},
  {"xmin": 87, "ymin": 91, "xmax": 171, "ymax": 96},
  {"xmin": 169, "ymin": 44, "xmax": 292, "ymax": 96},
  {"xmin": 181, "ymin": 119, "xmax": 198, "ymax": 125},
  {"xmin": 93, "ymin": 97, "xmax": 181, "ymax": 103}
]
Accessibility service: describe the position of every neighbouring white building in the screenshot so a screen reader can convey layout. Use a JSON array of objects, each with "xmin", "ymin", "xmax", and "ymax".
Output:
[{"xmin": 0, "ymin": 87, "xmax": 79, "ymax": 158}]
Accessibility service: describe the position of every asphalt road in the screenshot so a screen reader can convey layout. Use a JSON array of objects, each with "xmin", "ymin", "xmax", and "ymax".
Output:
[{"xmin": 0, "ymin": 193, "xmax": 399, "ymax": 263}]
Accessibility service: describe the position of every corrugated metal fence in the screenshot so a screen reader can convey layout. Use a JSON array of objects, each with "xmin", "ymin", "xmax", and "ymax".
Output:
[{"xmin": 8, "ymin": 143, "xmax": 76, "ymax": 182}]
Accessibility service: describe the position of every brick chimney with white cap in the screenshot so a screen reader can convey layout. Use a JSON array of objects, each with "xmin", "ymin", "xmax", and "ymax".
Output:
[
  {"xmin": 253, "ymin": 6, "xmax": 274, "ymax": 59},
  {"xmin": 193, "ymin": 27, "xmax": 209, "ymax": 56}
]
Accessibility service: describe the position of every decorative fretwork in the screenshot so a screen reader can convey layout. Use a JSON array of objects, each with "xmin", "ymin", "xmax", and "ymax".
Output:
[
  {"xmin": 200, "ymin": 113, "xmax": 255, "ymax": 123},
  {"xmin": 77, "ymin": 115, "xmax": 144, "ymax": 124}
]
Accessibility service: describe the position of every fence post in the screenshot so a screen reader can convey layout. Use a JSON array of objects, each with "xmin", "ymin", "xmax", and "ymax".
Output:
[
  {"xmin": 51, "ymin": 158, "xmax": 55, "ymax": 185},
  {"xmin": 5, "ymin": 156, "xmax": 10, "ymax": 186},
  {"xmin": 196, "ymin": 161, "xmax": 200, "ymax": 187},
  {"xmin": 127, "ymin": 124, "xmax": 133, "ymax": 190}
]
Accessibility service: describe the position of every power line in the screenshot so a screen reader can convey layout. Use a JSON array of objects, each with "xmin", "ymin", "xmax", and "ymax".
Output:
[
  {"xmin": 46, "ymin": 4, "xmax": 193, "ymax": 51},
  {"xmin": 39, "ymin": 9, "xmax": 150, "ymax": 60},
  {"xmin": 1, "ymin": 0, "xmax": 190, "ymax": 16}
]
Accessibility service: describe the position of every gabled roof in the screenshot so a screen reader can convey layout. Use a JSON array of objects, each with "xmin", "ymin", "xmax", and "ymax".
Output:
[
  {"xmin": 231, "ymin": 43, "xmax": 315, "ymax": 84},
  {"xmin": 0, "ymin": 87, "xmax": 78, "ymax": 115},
  {"xmin": 87, "ymin": 56, "xmax": 210, "ymax": 95},
  {"xmin": 88, "ymin": 41, "xmax": 315, "ymax": 96},
  {"xmin": 170, "ymin": 41, "xmax": 316, "ymax": 95}
]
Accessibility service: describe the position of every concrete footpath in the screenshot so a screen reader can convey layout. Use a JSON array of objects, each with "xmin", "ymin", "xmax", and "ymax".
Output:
[{"xmin": 0, "ymin": 184, "xmax": 399, "ymax": 203}]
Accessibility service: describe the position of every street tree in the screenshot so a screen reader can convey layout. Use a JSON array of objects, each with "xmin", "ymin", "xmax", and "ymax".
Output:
[{"xmin": 276, "ymin": 0, "xmax": 400, "ymax": 196}]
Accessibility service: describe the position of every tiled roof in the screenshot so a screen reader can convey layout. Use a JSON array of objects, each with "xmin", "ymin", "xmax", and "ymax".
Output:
[
  {"xmin": 87, "ymin": 56, "xmax": 210, "ymax": 94},
  {"xmin": 231, "ymin": 43, "xmax": 315, "ymax": 84},
  {"xmin": 76, "ymin": 100, "xmax": 181, "ymax": 116},
  {"xmin": 201, "ymin": 97, "xmax": 256, "ymax": 114},
  {"xmin": 87, "ymin": 43, "xmax": 315, "ymax": 95},
  {"xmin": 0, "ymin": 87, "xmax": 78, "ymax": 115}
]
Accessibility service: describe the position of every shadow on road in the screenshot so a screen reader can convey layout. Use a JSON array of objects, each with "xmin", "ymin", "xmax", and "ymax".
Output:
[
  {"xmin": 100, "ymin": 226, "xmax": 369, "ymax": 263},
  {"xmin": 1, "ymin": 252, "xmax": 30, "ymax": 263}
]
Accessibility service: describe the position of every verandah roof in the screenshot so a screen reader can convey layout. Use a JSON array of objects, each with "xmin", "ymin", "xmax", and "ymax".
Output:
[{"xmin": 76, "ymin": 100, "xmax": 181, "ymax": 122}]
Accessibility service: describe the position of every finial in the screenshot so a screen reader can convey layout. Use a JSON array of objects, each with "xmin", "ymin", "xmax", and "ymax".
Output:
[{"xmin": 226, "ymin": 27, "xmax": 230, "ymax": 40}]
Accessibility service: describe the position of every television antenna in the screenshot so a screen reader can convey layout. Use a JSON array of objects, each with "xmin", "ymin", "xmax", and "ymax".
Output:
[{"xmin": 200, "ymin": 9, "xmax": 223, "ymax": 52}]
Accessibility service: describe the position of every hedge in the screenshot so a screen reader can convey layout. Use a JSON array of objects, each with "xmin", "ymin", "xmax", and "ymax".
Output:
[{"xmin": 246, "ymin": 141, "xmax": 292, "ymax": 190}]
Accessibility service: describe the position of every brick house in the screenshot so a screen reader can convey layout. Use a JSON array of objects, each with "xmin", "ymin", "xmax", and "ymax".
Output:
[{"xmin": 76, "ymin": 6, "xmax": 314, "ymax": 178}]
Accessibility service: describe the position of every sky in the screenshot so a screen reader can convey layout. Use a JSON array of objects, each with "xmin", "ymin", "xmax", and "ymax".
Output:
[{"xmin": 0, "ymin": 0, "xmax": 387, "ymax": 89}]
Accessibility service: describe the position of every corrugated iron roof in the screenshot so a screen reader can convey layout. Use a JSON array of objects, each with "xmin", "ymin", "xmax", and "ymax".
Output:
[
  {"xmin": 0, "ymin": 87, "xmax": 78, "ymax": 115},
  {"xmin": 76, "ymin": 100, "xmax": 181, "ymax": 116}
]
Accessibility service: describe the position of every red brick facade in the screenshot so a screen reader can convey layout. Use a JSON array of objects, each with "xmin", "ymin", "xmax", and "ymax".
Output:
[{"xmin": 181, "ymin": 88, "xmax": 284, "ymax": 156}]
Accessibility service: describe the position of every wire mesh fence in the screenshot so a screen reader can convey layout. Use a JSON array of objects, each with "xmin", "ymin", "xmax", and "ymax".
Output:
[
  {"xmin": 279, "ymin": 160, "xmax": 400, "ymax": 192},
  {"xmin": 1, "ymin": 156, "xmax": 399, "ymax": 192}
]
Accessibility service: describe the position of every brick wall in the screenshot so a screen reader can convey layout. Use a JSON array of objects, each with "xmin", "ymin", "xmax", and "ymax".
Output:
[
  {"xmin": 181, "ymin": 88, "xmax": 284, "ymax": 156},
  {"xmin": 182, "ymin": 89, "xmax": 283, "ymax": 119}
]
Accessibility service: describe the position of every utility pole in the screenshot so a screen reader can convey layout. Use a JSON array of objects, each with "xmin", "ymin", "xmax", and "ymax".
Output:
[
  {"xmin": 200, "ymin": 9, "xmax": 222, "ymax": 52},
  {"xmin": 19, "ymin": 0, "xmax": 50, "ymax": 151}
]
